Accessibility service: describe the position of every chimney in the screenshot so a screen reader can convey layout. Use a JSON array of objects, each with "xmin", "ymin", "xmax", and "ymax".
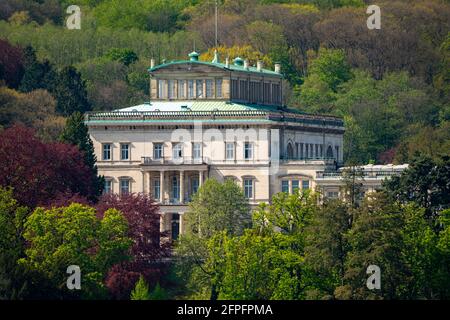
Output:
[
  {"xmin": 225, "ymin": 57, "xmax": 230, "ymax": 68},
  {"xmin": 150, "ymin": 58, "xmax": 155, "ymax": 69},
  {"xmin": 243, "ymin": 59, "xmax": 249, "ymax": 69},
  {"xmin": 257, "ymin": 60, "xmax": 263, "ymax": 71},
  {"xmin": 274, "ymin": 63, "xmax": 281, "ymax": 73}
]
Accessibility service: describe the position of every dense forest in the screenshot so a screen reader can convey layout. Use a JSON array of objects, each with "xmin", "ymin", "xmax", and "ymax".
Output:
[
  {"xmin": 0, "ymin": 0, "xmax": 449, "ymax": 163},
  {"xmin": 0, "ymin": 0, "xmax": 450, "ymax": 301}
]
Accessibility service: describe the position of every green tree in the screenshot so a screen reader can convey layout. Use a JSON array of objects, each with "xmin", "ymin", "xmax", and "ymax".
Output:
[
  {"xmin": 384, "ymin": 154, "xmax": 450, "ymax": 218},
  {"xmin": 0, "ymin": 187, "xmax": 28, "ymax": 299},
  {"xmin": 19, "ymin": 203, "xmax": 132, "ymax": 299},
  {"xmin": 304, "ymin": 199, "xmax": 351, "ymax": 299},
  {"xmin": 60, "ymin": 112, "xmax": 103, "ymax": 198},
  {"xmin": 50, "ymin": 66, "xmax": 91, "ymax": 116},
  {"xmin": 149, "ymin": 282, "xmax": 168, "ymax": 300},
  {"xmin": 308, "ymin": 48, "xmax": 352, "ymax": 92},
  {"xmin": 183, "ymin": 178, "xmax": 251, "ymax": 238},
  {"xmin": 130, "ymin": 275, "xmax": 150, "ymax": 300},
  {"xmin": 19, "ymin": 46, "xmax": 56, "ymax": 93},
  {"xmin": 339, "ymin": 193, "xmax": 409, "ymax": 299},
  {"xmin": 176, "ymin": 178, "xmax": 251, "ymax": 299},
  {"xmin": 105, "ymin": 48, "xmax": 138, "ymax": 66}
]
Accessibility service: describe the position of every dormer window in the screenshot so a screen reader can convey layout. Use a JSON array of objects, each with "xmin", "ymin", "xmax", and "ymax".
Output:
[
  {"xmin": 196, "ymin": 80, "xmax": 203, "ymax": 98},
  {"xmin": 168, "ymin": 80, "xmax": 175, "ymax": 99},
  {"xmin": 178, "ymin": 80, "xmax": 186, "ymax": 99},
  {"xmin": 158, "ymin": 80, "xmax": 167, "ymax": 99},
  {"xmin": 216, "ymin": 79, "xmax": 223, "ymax": 98},
  {"xmin": 206, "ymin": 79, "xmax": 213, "ymax": 98},
  {"xmin": 188, "ymin": 80, "xmax": 194, "ymax": 98}
]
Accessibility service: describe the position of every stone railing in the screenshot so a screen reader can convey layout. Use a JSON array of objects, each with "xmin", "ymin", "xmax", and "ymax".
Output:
[{"xmin": 141, "ymin": 156, "xmax": 209, "ymax": 165}]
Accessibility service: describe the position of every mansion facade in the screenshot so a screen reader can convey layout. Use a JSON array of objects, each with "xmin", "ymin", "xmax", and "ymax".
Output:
[{"xmin": 85, "ymin": 52, "xmax": 407, "ymax": 240}]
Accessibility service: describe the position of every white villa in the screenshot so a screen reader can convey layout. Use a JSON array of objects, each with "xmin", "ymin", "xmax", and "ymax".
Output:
[{"xmin": 85, "ymin": 52, "xmax": 407, "ymax": 240}]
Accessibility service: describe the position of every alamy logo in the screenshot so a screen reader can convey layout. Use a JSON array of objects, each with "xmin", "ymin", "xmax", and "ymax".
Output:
[
  {"xmin": 366, "ymin": 265, "xmax": 381, "ymax": 290},
  {"xmin": 66, "ymin": 5, "xmax": 81, "ymax": 30},
  {"xmin": 66, "ymin": 265, "xmax": 81, "ymax": 290},
  {"xmin": 367, "ymin": 5, "xmax": 381, "ymax": 30}
]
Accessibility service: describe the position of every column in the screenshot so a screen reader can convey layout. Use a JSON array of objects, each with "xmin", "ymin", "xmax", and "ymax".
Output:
[
  {"xmin": 180, "ymin": 170, "xmax": 184, "ymax": 203},
  {"xmin": 199, "ymin": 170, "xmax": 203, "ymax": 187},
  {"xmin": 288, "ymin": 179, "xmax": 293, "ymax": 195},
  {"xmin": 160, "ymin": 170, "xmax": 165, "ymax": 203},
  {"xmin": 179, "ymin": 213, "xmax": 184, "ymax": 235},
  {"xmin": 142, "ymin": 171, "xmax": 147, "ymax": 194}
]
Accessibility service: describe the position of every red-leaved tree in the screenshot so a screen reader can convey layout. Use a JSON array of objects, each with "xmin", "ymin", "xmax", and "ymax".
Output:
[
  {"xmin": 96, "ymin": 193, "xmax": 170, "ymax": 299},
  {"xmin": 0, "ymin": 125, "xmax": 99, "ymax": 208}
]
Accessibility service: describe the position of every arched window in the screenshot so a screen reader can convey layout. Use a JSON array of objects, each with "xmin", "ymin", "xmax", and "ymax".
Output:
[
  {"xmin": 326, "ymin": 145, "xmax": 334, "ymax": 158},
  {"xmin": 287, "ymin": 143, "xmax": 294, "ymax": 159}
]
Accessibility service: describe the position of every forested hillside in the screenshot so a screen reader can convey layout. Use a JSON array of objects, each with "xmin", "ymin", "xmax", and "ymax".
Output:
[{"xmin": 0, "ymin": 0, "xmax": 449, "ymax": 164}]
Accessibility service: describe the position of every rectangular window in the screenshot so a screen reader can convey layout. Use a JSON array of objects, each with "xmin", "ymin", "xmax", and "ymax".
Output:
[
  {"xmin": 191, "ymin": 178, "xmax": 199, "ymax": 195},
  {"xmin": 281, "ymin": 180, "xmax": 289, "ymax": 193},
  {"xmin": 178, "ymin": 80, "xmax": 186, "ymax": 99},
  {"xmin": 172, "ymin": 176, "xmax": 179, "ymax": 201},
  {"xmin": 102, "ymin": 143, "xmax": 111, "ymax": 160},
  {"xmin": 168, "ymin": 80, "xmax": 175, "ymax": 99},
  {"xmin": 320, "ymin": 145, "xmax": 323, "ymax": 158},
  {"xmin": 304, "ymin": 144, "xmax": 308, "ymax": 159},
  {"xmin": 158, "ymin": 80, "xmax": 166, "ymax": 99},
  {"xmin": 153, "ymin": 143, "xmax": 163, "ymax": 159},
  {"xmin": 188, "ymin": 80, "xmax": 194, "ymax": 98},
  {"xmin": 302, "ymin": 180, "xmax": 310, "ymax": 190},
  {"xmin": 244, "ymin": 142, "xmax": 253, "ymax": 160},
  {"xmin": 263, "ymin": 82, "xmax": 271, "ymax": 103},
  {"xmin": 300, "ymin": 143, "xmax": 304, "ymax": 159},
  {"xmin": 335, "ymin": 146, "xmax": 340, "ymax": 161},
  {"xmin": 231, "ymin": 79, "xmax": 237, "ymax": 98},
  {"xmin": 173, "ymin": 143, "xmax": 183, "ymax": 159},
  {"xmin": 104, "ymin": 180, "xmax": 112, "ymax": 194},
  {"xmin": 196, "ymin": 80, "xmax": 203, "ymax": 98},
  {"xmin": 310, "ymin": 144, "xmax": 314, "ymax": 158},
  {"xmin": 120, "ymin": 179, "xmax": 130, "ymax": 195},
  {"xmin": 206, "ymin": 79, "xmax": 213, "ymax": 98},
  {"xmin": 153, "ymin": 179, "xmax": 160, "ymax": 200},
  {"xmin": 244, "ymin": 179, "xmax": 253, "ymax": 199},
  {"xmin": 292, "ymin": 180, "xmax": 300, "ymax": 193},
  {"xmin": 239, "ymin": 80, "xmax": 247, "ymax": 100},
  {"xmin": 120, "ymin": 143, "xmax": 129, "ymax": 160},
  {"xmin": 193, "ymin": 143, "xmax": 201, "ymax": 160},
  {"xmin": 216, "ymin": 79, "xmax": 222, "ymax": 98},
  {"xmin": 327, "ymin": 191, "xmax": 339, "ymax": 199},
  {"xmin": 315, "ymin": 145, "xmax": 319, "ymax": 159},
  {"xmin": 226, "ymin": 142, "xmax": 234, "ymax": 160},
  {"xmin": 272, "ymin": 83, "xmax": 280, "ymax": 104}
]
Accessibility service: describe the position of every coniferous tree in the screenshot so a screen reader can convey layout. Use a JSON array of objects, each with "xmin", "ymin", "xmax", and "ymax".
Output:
[
  {"xmin": 60, "ymin": 112, "xmax": 103, "ymax": 199},
  {"xmin": 18, "ymin": 46, "xmax": 56, "ymax": 93},
  {"xmin": 130, "ymin": 275, "xmax": 150, "ymax": 300},
  {"xmin": 49, "ymin": 66, "xmax": 91, "ymax": 116}
]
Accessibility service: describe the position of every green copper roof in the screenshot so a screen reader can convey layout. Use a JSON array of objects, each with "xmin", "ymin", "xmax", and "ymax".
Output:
[
  {"xmin": 116, "ymin": 100, "xmax": 285, "ymax": 113},
  {"xmin": 148, "ymin": 60, "xmax": 283, "ymax": 77}
]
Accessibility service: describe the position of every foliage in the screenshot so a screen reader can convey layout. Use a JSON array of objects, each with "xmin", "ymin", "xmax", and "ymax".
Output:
[
  {"xmin": 96, "ymin": 193, "xmax": 170, "ymax": 299},
  {"xmin": 384, "ymin": 154, "xmax": 450, "ymax": 218},
  {"xmin": 19, "ymin": 203, "xmax": 132, "ymax": 299},
  {"xmin": 105, "ymin": 48, "xmax": 139, "ymax": 66},
  {"xmin": 130, "ymin": 275, "xmax": 150, "ymax": 300},
  {"xmin": 0, "ymin": 187, "xmax": 28, "ymax": 299},
  {"xmin": 0, "ymin": 125, "xmax": 101, "ymax": 208},
  {"xmin": 0, "ymin": 39, "xmax": 23, "ymax": 88},
  {"xmin": 60, "ymin": 112, "xmax": 103, "ymax": 197},
  {"xmin": 184, "ymin": 178, "xmax": 251, "ymax": 238}
]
